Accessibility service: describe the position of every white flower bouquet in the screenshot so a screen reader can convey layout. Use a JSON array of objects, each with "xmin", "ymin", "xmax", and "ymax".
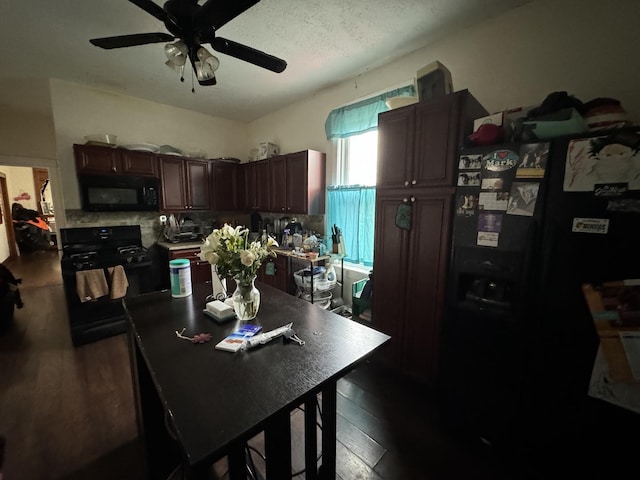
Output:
[{"xmin": 199, "ymin": 223, "xmax": 279, "ymax": 284}]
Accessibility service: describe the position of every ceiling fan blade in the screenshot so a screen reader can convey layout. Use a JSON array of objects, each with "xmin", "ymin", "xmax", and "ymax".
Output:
[
  {"xmin": 211, "ymin": 37, "xmax": 287, "ymax": 73},
  {"xmin": 90, "ymin": 32, "xmax": 175, "ymax": 49},
  {"xmin": 198, "ymin": 0, "xmax": 260, "ymax": 30},
  {"xmin": 128, "ymin": 0, "xmax": 169, "ymax": 22}
]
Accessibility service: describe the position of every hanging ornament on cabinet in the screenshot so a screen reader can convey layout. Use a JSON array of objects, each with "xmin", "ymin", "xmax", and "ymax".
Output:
[{"xmin": 395, "ymin": 201, "xmax": 412, "ymax": 230}]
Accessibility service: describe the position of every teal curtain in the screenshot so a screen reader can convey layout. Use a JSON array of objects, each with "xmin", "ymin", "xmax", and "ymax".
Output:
[
  {"xmin": 325, "ymin": 85, "xmax": 415, "ymax": 140},
  {"xmin": 326, "ymin": 186, "xmax": 376, "ymax": 266}
]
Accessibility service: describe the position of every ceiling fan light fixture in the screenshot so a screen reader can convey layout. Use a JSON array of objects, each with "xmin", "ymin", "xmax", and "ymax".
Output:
[
  {"xmin": 164, "ymin": 40, "xmax": 188, "ymax": 66},
  {"xmin": 194, "ymin": 46, "xmax": 220, "ymax": 84},
  {"xmin": 164, "ymin": 59, "xmax": 183, "ymax": 73}
]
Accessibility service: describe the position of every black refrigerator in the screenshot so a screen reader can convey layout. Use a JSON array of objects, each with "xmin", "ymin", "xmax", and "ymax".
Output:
[{"xmin": 439, "ymin": 130, "xmax": 640, "ymax": 471}]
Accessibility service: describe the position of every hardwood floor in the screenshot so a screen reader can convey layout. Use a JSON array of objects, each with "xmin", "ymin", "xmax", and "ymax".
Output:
[{"xmin": 1, "ymin": 251, "xmax": 537, "ymax": 480}]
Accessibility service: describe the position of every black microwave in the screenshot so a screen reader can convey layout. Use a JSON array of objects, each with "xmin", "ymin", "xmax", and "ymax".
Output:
[{"xmin": 78, "ymin": 174, "xmax": 159, "ymax": 212}]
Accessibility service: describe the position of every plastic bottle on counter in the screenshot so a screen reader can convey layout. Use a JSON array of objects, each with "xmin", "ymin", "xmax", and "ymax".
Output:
[
  {"xmin": 326, "ymin": 260, "xmax": 337, "ymax": 285},
  {"xmin": 169, "ymin": 259, "xmax": 192, "ymax": 298}
]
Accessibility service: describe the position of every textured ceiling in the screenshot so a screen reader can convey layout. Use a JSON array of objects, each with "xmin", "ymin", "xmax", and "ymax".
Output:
[{"xmin": 0, "ymin": 0, "xmax": 533, "ymax": 122}]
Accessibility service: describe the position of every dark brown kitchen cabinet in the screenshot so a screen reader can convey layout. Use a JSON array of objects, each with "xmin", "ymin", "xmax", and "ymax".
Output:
[
  {"xmin": 372, "ymin": 90, "xmax": 487, "ymax": 385},
  {"xmin": 373, "ymin": 190, "xmax": 455, "ymax": 382},
  {"xmin": 121, "ymin": 149, "xmax": 159, "ymax": 175},
  {"xmin": 242, "ymin": 160, "xmax": 270, "ymax": 211},
  {"xmin": 168, "ymin": 247, "xmax": 211, "ymax": 286},
  {"xmin": 377, "ymin": 90, "xmax": 484, "ymax": 191},
  {"xmin": 269, "ymin": 150, "xmax": 326, "ymax": 214},
  {"xmin": 159, "ymin": 156, "xmax": 210, "ymax": 211},
  {"xmin": 211, "ymin": 160, "xmax": 239, "ymax": 211},
  {"xmin": 73, "ymin": 144, "xmax": 158, "ymax": 175},
  {"xmin": 257, "ymin": 254, "xmax": 291, "ymax": 293}
]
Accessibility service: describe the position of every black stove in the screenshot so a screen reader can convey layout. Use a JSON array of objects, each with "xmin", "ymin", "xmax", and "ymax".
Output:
[
  {"xmin": 60, "ymin": 226, "xmax": 151, "ymax": 272},
  {"xmin": 59, "ymin": 225, "xmax": 156, "ymax": 346}
]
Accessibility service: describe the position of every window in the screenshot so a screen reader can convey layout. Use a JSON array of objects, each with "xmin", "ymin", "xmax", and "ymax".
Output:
[
  {"xmin": 337, "ymin": 130, "xmax": 378, "ymax": 186},
  {"xmin": 325, "ymin": 83, "xmax": 415, "ymax": 267},
  {"xmin": 327, "ymin": 131, "xmax": 378, "ymax": 266}
]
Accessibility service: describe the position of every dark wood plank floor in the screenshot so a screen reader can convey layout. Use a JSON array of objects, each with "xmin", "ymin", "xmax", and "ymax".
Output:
[{"xmin": 1, "ymin": 251, "xmax": 537, "ymax": 479}]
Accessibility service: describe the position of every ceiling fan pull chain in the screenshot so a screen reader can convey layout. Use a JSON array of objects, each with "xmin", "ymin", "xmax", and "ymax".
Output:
[{"xmin": 191, "ymin": 68, "xmax": 195, "ymax": 94}]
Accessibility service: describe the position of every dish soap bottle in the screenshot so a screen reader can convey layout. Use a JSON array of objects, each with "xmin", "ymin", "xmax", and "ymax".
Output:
[{"xmin": 326, "ymin": 258, "xmax": 337, "ymax": 285}]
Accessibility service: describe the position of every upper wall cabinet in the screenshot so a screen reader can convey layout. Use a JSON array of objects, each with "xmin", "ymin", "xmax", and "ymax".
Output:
[
  {"xmin": 159, "ymin": 156, "xmax": 210, "ymax": 211},
  {"xmin": 73, "ymin": 144, "xmax": 158, "ymax": 176},
  {"xmin": 242, "ymin": 160, "xmax": 271, "ymax": 212},
  {"xmin": 269, "ymin": 150, "xmax": 326, "ymax": 215},
  {"xmin": 211, "ymin": 160, "xmax": 239, "ymax": 211},
  {"xmin": 377, "ymin": 91, "xmax": 487, "ymax": 191}
]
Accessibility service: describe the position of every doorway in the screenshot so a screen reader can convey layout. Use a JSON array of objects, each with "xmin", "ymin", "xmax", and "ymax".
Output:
[
  {"xmin": 32, "ymin": 167, "xmax": 57, "ymax": 245},
  {"xmin": 0, "ymin": 162, "xmax": 60, "ymax": 262},
  {"xmin": 0, "ymin": 173, "xmax": 18, "ymax": 259}
]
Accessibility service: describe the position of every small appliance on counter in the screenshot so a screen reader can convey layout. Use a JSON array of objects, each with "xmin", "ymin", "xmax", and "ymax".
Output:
[{"xmin": 163, "ymin": 214, "xmax": 203, "ymax": 243}]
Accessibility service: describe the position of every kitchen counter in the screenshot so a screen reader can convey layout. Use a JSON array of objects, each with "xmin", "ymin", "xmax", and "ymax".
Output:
[
  {"xmin": 156, "ymin": 239, "xmax": 204, "ymax": 250},
  {"xmin": 157, "ymin": 241, "xmax": 329, "ymax": 259},
  {"xmin": 273, "ymin": 248, "xmax": 330, "ymax": 262}
]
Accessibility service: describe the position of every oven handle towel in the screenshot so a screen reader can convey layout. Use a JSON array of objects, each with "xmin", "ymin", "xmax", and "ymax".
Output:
[
  {"xmin": 76, "ymin": 269, "xmax": 109, "ymax": 302},
  {"xmin": 108, "ymin": 265, "xmax": 129, "ymax": 300}
]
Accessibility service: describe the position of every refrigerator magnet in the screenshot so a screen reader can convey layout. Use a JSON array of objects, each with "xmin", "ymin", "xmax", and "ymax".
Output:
[
  {"xmin": 457, "ymin": 171, "xmax": 481, "ymax": 186},
  {"xmin": 456, "ymin": 194, "xmax": 478, "ymax": 217},
  {"xmin": 516, "ymin": 142, "xmax": 549, "ymax": 179},
  {"xmin": 482, "ymin": 149, "xmax": 519, "ymax": 172},
  {"xmin": 477, "ymin": 213, "xmax": 502, "ymax": 247},
  {"xmin": 477, "ymin": 231, "xmax": 499, "ymax": 247},
  {"xmin": 506, "ymin": 182, "xmax": 540, "ymax": 216},
  {"xmin": 459, "ymin": 154, "xmax": 482, "ymax": 170},
  {"xmin": 478, "ymin": 212, "xmax": 503, "ymax": 233},
  {"xmin": 478, "ymin": 191, "xmax": 509, "ymax": 211}
]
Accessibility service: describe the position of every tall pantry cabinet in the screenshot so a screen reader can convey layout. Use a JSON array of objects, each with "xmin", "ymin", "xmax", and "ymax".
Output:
[{"xmin": 373, "ymin": 90, "xmax": 487, "ymax": 385}]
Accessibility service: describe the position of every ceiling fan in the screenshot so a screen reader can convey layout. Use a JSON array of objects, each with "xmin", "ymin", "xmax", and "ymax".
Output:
[{"xmin": 90, "ymin": 0, "xmax": 287, "ymax": 86}]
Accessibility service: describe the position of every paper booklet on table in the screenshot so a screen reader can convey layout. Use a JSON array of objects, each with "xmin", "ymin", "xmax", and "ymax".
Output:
[
  {"xmin": 582, "ymin": 280, "xmax": 640, "ymax": 415},
  {"xmin": 215, "ymin": 324, "xmax": 262, "ymax": 352}
]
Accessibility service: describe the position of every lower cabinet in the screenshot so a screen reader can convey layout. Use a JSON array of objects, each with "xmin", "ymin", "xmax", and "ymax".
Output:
[
  {"xmin": 373, "ymin": 190, "xmax": 454, "ymax": 384},
  {"xmin": 258, "ymin": 255, "xmax": 291, "ymax": 293},
  {"xmin": 160, "ymin": 246, "xmax": 211, "ymax": 289},
  {"xmin": 159, "ymin": 246, "xmax": 294, "ymax": 296}
]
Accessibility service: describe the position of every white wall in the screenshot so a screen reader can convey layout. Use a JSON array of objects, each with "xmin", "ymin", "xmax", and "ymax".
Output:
[
  {"xmin": 2, "ymin": 166, "xmax": 38, "ymax": 211},
  {"xmin": 248, "ymin": 0, "xmax": 640, "ymax": 183},
  {"xmin": 49, "ymin": 79, "xmax": 251, "ymax": 211},
  {"xmin": 0, "ymin": 78, "xmax": 57, "ymax": 160}
]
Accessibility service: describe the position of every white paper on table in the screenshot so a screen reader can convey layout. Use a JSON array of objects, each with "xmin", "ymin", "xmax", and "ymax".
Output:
[{"xmin": 619, "ymin": 331, "xmax": 640, "ymax": 380}]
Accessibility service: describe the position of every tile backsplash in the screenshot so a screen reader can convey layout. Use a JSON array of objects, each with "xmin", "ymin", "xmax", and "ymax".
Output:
[
  {"xmin": 65, "ymin": 210, "xmax": 327, "ymax": 247},
  {"xmin": 65, "ymin": 210, "xmax": 162, "ymax": 246}
]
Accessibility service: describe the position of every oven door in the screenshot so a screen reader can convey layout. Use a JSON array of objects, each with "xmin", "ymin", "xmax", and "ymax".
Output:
[
  {"xmin": 79, "ymin": 174, "xmax": 159, "ymax": 212},
  {"xmin": 61, "ymin": 261, "xmax": 155, "ymax": 346}
]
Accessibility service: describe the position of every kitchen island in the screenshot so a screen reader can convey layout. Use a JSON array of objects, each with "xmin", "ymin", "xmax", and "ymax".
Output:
[{"xmin": 125, "ymin": 282, "xmax": 390, "ymax": 479}]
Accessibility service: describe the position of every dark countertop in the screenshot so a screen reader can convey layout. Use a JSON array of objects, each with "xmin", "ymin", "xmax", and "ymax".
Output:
[{"xmin": 125, "ymin": 282, "xmax": 390, "ymax": 468}]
